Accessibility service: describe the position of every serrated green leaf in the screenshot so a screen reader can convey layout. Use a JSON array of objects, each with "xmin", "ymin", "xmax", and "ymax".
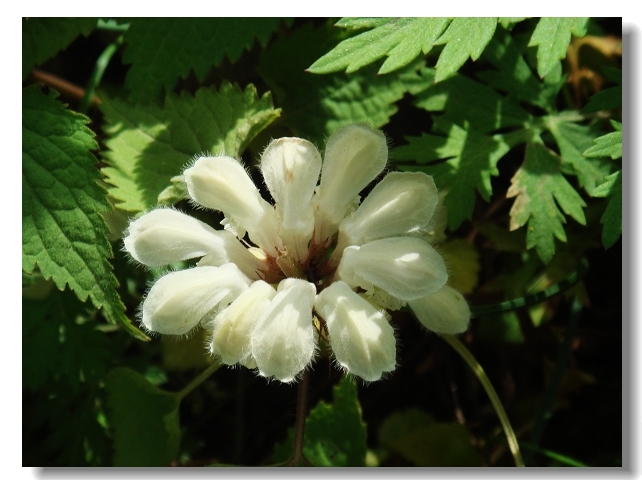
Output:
[
  {"xmin": 259, "ymin": 23, "xmax": 424, "ymax": 144},
  {"xmin": 591, "ymin": 170, "xmax": 622, "ymax": 248},
  {"xmin": 498, "ymin": 18, "xmax": 527, "ymax": 29},
  {"xmin": 433, "ymin": 17, "xmax": 497, "ymax": 82},
  {"xmin": 548, "ymin": 120, "xmax": 611, "ymax": 193},
  {"xmin": 122, "ymin": 18, "xmax": 284, "ymax": 101},
  {"xmin": 100, "ymin": 83, "xmax": 279, "ymax": 213},
  {"xmin": 583, "ymin": 129, "xmax": 622, "ymax": 160},
  {"xmin": 507, "ymin": 142, "xmax": 587, "ymax": 263},
  {"xmin": 379, "ymin": 409, "xmax": 481, "ymax": 466},
  {"xmin": 106, "ymin": 367, "xmax": 181, "ymax": 467},
  {"xmin": 308, "ymin": 18, "xmax": 450, "ymax": 75},
  {"xmin": 22, "ymin": 17, "xmax": 97, "ymax": 79},
  {"xmin": 394, "ymin": 120, "xmax": 517, "ymax": 230},
  {"xmin": 274, "ymin": 377, "xmax": 367, "ymax": 466},
  {"xmin": 413, "ymin": 69, "xmax": 531, "ymax": 134},
  {"xmin": 22, "ymin": 85, "xmax": 145, "ymax": 340},
  {"xmin": 528, "ymin": 17, "xmax": 589, "ymax": 78}
]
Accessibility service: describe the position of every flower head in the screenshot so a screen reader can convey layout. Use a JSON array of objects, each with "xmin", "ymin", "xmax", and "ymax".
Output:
[{"xmin": 123, "ymin": 124, "xmax": 470, "ymax": 383}]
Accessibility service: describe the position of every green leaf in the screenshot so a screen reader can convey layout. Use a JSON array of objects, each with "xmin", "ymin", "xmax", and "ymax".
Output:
[
  {"xmin": 433, "ymin": 17, "xmax": 497, "ymax": 82},
  {"xmin": 123, "ymin": 18, "xmax": 285, "ymax": 101},
  {"xmin": 548, "ymin": 119, "xmax": 611, "ymax": 193},
  {"xmin": 394, "ymin": 120, "xmax": 518, "ymax": 230},
  {"xmin": 307, "ymin": 18, "xmax": 450, "ymax": 75},
  {"xmin": 106, "ymin": 367, "xmax": 181, "ymax": 467},
  {"xmin": 379, "ymin": 409, "xmax": 481, "ymax": 466},
  {"xmin": 274, "ymin": 376, "xmax": 367, "ymax": 466},
  {"xmin": 100, "ymin": 83, "xmax": 279, "ymax": 213},
  {"xmin": 259, "ymin": 23, "xmax": 422, "ymax": 144},
  {"xmin": 591, "ymin": 170, "xmax": 622, "ymax": 248},
  {"xmin": 22, "ymin": 85, "xmax": 145, "ymax": 340},
  {"xmin": 507, "ymin": 142, "xmax": 587, "ymax": 263},
  {"xmin": 413, "ymin": 69, "xmax": 531, "ymax": 134},
  {"xmin": 583, "ymin": 129, "xmax": 622, "ymax": 160},
  {"xmin": 527, "ymin": 17, "xmax": 589, "ymax": 78},
  {"xmin": 581, "ymin": 67, "xmax": 622, "ymax": 113},
  {"xmin": 22, "ymin": 17, "xmax": 97, "ymax": 79}
]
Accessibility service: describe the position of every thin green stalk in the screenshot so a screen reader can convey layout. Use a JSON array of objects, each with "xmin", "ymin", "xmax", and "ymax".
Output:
[
  {"xmin": 80, "ymin": 34, "xmax": 123, "ymax": 113},
  {"xmin": 442, "ymin": 334, "xmax": 525, "ymax": 467},
  {"xmin": 285, "ymin": 369, "xmax": 312, "ymax": 467},
  {"xmin": 176, "ymin": 362, "xmax": 221, "ymax": 401},
  {"xmin": 470, "ymin": 259, "xmax": 588, "ymax": 317}
]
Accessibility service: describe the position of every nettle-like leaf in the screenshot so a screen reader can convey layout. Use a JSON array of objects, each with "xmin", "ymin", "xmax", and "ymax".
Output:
[
  {"xmin": 507, "ymin": 142, "xmax": 587, "ymax": 263},
  {"xmin": 100, "ymin": 83, "xmax": 280, "ymax": 213},
  {"xmin": 528, "ymin": 17, "xmax": 589, "ymax": 78},
  {"xmin": 274, "ymin": 377, "xmax": 367, "ymax": 466},
  {"xmin": 394, "ymin": 119, "xmax": 521, "ymax": 230},
  {"xmin": 259, "ymin": 23, "xmax": 425, "ymax": 144},
  {"xmin": 22, "ymin": 17, "xmax": 97, "ymax": 80},
  {"xmin": 123, "ymin": 18, "xmax": 286, "ymax": 102},
  {"xmin": 308, "ymin": 17, "xmax": 497, "ymax": 82},
  {"xmin": 106, "ymin": 367, "xmax": 181, "ymax": 466},
  {"xmin": 22, "ymin": 85, "xmax": 144, "ymax": 340}
]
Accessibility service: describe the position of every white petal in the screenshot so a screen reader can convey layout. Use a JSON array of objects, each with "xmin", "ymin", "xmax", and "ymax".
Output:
[
  {"xmin": 210, "ymin": 280, "xmax": 276, "ymax": 366},
  {"xmin": 408, "ymin": 285, "xmax": 470, "ymax": 334},
  {"xmin": 251, "ymin": 278, "xmax": 317, "ymax": 383},
  {"xmin": 337, "ymin": 237, "xmax": 448, "ymax": 301},
  {"xmin": 315, "ymin": 281, "xmax": 396, "ymax": 382},
  {"xmin": 314, "ymin": 124, "xmax": 388, "ymax": 242},
  {"xmin": 261, "ymin": 137, "xmax": 321, "ymax": 231},
  {"xmin": 141, "ymin": 264, "xmax": 251, "ymax": 335},
  {"xmin": 338, "ymin": 171, "xmax": 439, "ymax": 247}
]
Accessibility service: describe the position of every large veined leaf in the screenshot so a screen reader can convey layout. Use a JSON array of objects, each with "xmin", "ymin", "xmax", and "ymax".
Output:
[
  {"xmin": 528, "ymin": 17, "xmax": 589, "ymax": 78},
  {"xmin": 100, "ymin": 83, "xmax": 280, "ymax": 213},
  {"xmin": 507, "ymin": 142, "xmax": 587, "ymax": 263},
  {"xmin": 22, "ymin": 85, "xmax": 145, "ymax": 340},
  {"xmin": 22, "ymin": 17, "xmax": 97, "ymax": 80},
  {"xmin": 123, "ymin": 18, "xmax": 286, "ymax": 101}
]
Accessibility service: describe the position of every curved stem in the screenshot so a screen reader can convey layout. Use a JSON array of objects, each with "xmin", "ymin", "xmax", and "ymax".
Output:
[
  {"xmin": 442, "ymin": 334, "xmax": 525, "ymax": 467},
  {"xmin": 79, "ymin": 34, "xmax": 123, "ymax": 113},
  {"xmin": 176, "ymin": 361, "xmax": 221, "ymax": 401},
  {"xmin": 285, "ymin": 369, "xmax": 312, "ymax": 467}
]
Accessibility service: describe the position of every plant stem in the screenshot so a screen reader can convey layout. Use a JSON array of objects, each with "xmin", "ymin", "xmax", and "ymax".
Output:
[
  {"xmin": 286, "ymin": 369, "xmax": 312, "ymax": 467},
  {"xmin": 176, "ymin": 361, "xmax": 221, "ymax": 401},
  {"xmin": 442, "ymin": 334, "xmax": 525, "ymax": 467},
  {"xmin": 80, "ymin": 34, "xmax": 123, "ymax": 114}
]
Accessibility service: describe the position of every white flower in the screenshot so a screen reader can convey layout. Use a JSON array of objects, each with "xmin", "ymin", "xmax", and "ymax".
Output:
[{"xmin": 123, "ymin": 123, "xmax": 470, "ymax": 383}]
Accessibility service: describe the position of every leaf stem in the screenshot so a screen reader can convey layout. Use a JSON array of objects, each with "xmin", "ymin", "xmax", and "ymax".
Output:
[
  {"xmin": 285, "ymin": 369, "xmax": 312, "ymax": 467},
  {"xmin": 441, "ymin": 334, "xmax": 525, "ymax": 467},
  {"xmin": 176, "ymin": 361, "xmax": 221, "ymax": 401},
  {"xmin": 80, "ymin": 34, "xmax": 123, "ymax": 114}
]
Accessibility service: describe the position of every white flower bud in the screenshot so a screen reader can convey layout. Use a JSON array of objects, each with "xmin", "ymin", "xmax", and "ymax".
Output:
[
  {"xmin": 251, "ymin": 278, "xmax": 317, "ymax": 383},
  {"xmin": 408, "ymin": 285, "xmax": 471, "ymax": 334},
  {"xmin": 141, "ymin": 264, "xmax": 251, "ymax": 335},
  {"xmin": 315, "ymin": 281, "xmax": 396, "ymax": 382},
  {"xmin": 337, "ymin": 237, "xmax": 448, "ymax": 301}
]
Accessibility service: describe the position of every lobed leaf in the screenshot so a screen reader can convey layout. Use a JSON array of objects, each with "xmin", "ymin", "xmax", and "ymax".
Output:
[
  {"xmin": 527, "ymin": 17, "xmax": 589, "ymax": 78},
  {"xmin": 123, "ymin": 18, "xmax": 285, "ymax": 101},
  {"xmin": 507, "ymin": 142, "xmax": 587, "ymax": 263},
  {"xmin": 583, "ymin": 129, "xmax": 622, "ymax": 160},
  {"xmin": 22, "ymin": 85, "xmax": 145, "ymax": 340},
  {"xmin": 22, "ymin": 17, "xmax": 97, "ymax": 80},
  {"xmin": 100, "ymin": 83, "xmax": 280, "ymax": 213},
  {"xmin": 591, "ymin": 170, "xmax": 622, "ymax": 249}
]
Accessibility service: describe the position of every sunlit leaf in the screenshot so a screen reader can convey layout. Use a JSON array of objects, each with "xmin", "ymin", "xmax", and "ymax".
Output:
[
  {"xmin": 528, "ymin": 17, "xmax": 589, "ymax": 78},
  {"xmin": 22, "ymin": 85, "xmax": 144, "ymax": 340},
  {"xmin": 583, "ymin": 128, "xmax": 622, "ymax": 160}
]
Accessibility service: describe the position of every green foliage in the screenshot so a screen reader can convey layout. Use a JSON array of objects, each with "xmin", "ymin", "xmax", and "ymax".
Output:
[
  {"xmin": 581, "ymin": 68, "xmax": 622, "ymax": 113},
  {"xmin": 528, "ymin": 17, "xmax": 589, "ymax": 78},
  {"xmin": 106, "ymin": 367, "xmax": 181, "ymax": 466},
  {"xmin": 591, "ymin": 169, "xmax": 622, "ymax": 249},
  {"xmin": 378, "ymin": 409, "xmax": 481, "ymax": 466},
  {"xmin": 22, "ymin": 17, "xmax": 97, "ymax": 79},
  {"xmin": 123, "ymin": 18, "xmax": 286, "ymax": 102},
  {"xmin": 274, "ymin": 377, "xmax": 367, "ymax": 466},
  {"xmin": 507, "ymin": 143, "xmax": 587, "ymax": 264},
  {"xmin": 100, "ymin": 83, "xmax": 280, "ymax": 212},
  {"xmin": 22, "ymin": 85, "xmax": 144, "ymax": 339}
]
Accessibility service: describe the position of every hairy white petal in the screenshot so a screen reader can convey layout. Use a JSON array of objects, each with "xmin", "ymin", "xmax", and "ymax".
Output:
[
  {"xmin": 141, "ymin": 264, "xmax": 251, "ymax": 335},
  {"xmin": 337, "ymin": 237, "xmax": 448, "ymax": 301},
  {"xmin": 408, "ymin": 285, "xmax": 470, "ymax": 334},
  {"xmin": 210, "ymin": 280, "xmax": 276, "ymax": 366},
  {"xmin": 261, "ymin": 137, "xmax": 321, "ymax": 231},
  {"xmin": 314, "ymin": 124, "xmax": 388, "ymax": 242},
  {"xmin": 339, "ymin": 171, "xmax": 439, "ymax": 246},
  {"xmin": 251, "ymin": 278, "xmax": 317, "ymax": 383},
  {"xmin": 315, "ymin": 281, "xmax": 396, "ymax": 382}
]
